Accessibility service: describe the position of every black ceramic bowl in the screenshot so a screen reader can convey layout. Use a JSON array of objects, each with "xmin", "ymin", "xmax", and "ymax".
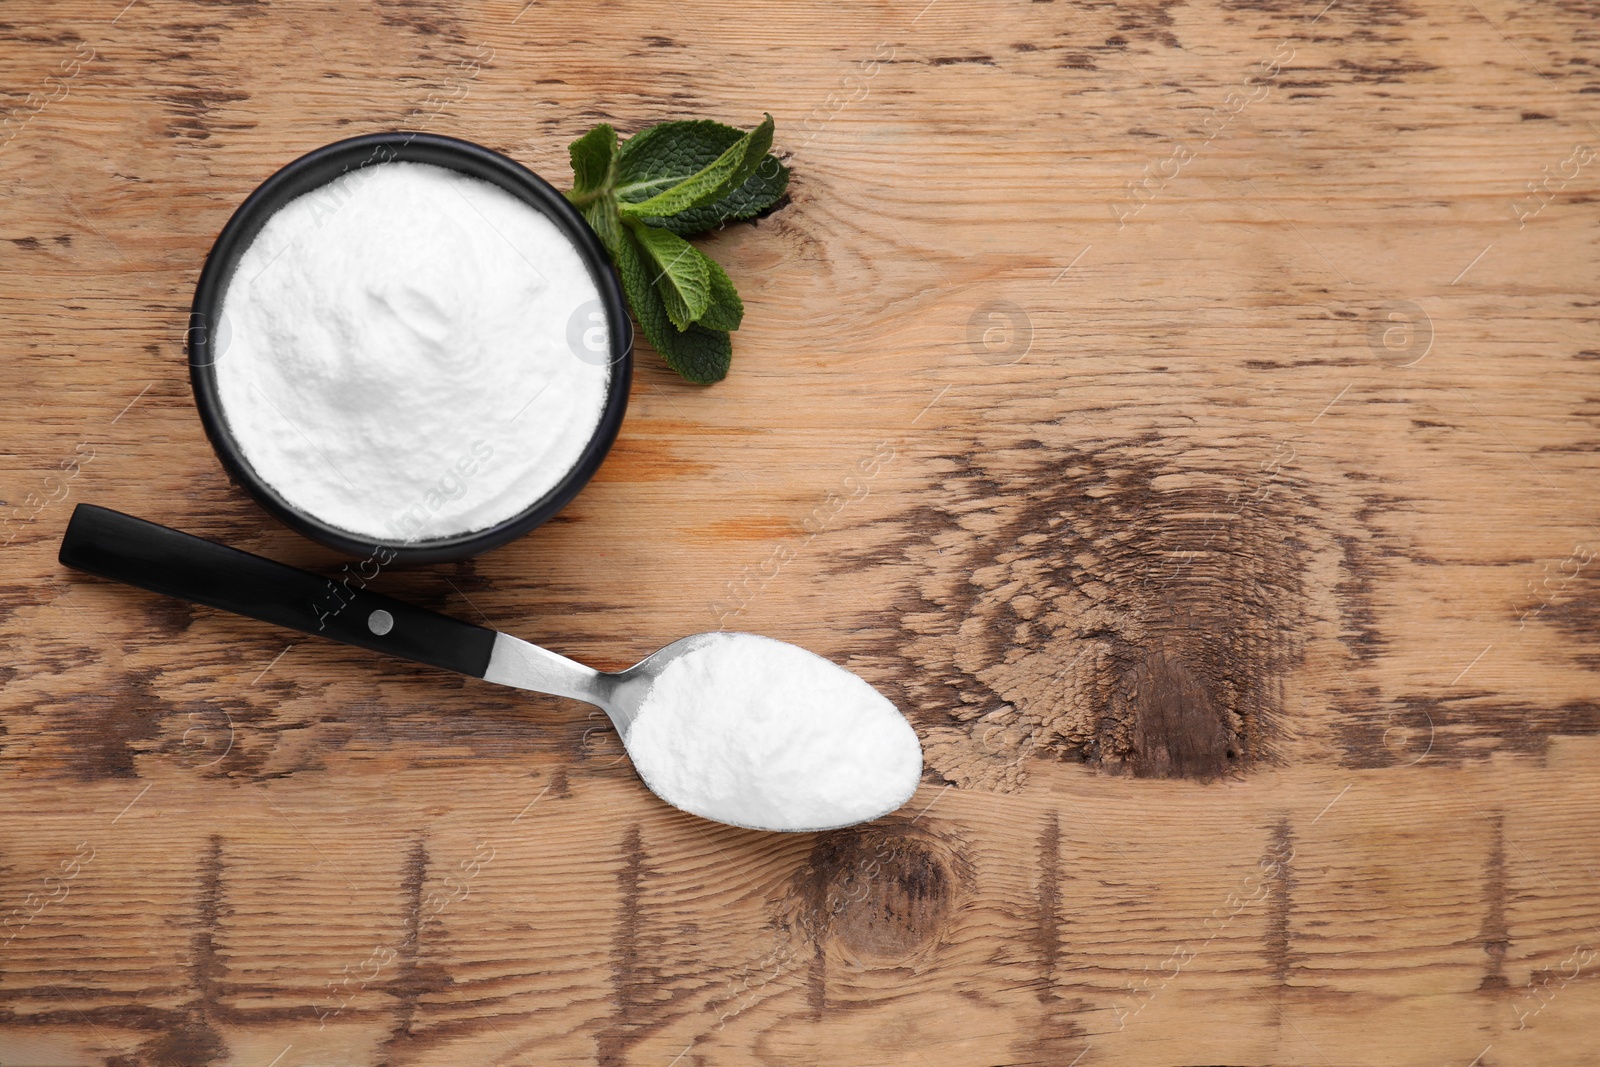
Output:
[{"xmin": 187, "ymin": 131, "xmax": 632, "ymax": 564}]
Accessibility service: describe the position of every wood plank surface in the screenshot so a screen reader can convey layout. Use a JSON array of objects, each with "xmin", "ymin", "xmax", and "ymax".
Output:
[{"xmin": 3, "ymin": 0, "xmax": 1600, "ymax": 1063}]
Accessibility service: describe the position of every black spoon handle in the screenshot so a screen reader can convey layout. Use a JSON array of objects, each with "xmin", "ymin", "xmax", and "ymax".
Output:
[{"xmin": 58, "ymin": 503, "xmax": 497, "ymax": 679}]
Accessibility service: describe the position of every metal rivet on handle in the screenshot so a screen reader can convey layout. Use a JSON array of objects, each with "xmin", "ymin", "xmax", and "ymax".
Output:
[{"xmin": 368, "ymin": 609, "xmax": 394, "ymax": 636}]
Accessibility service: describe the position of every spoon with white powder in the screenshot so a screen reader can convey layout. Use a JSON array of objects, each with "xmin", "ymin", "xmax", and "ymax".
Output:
[{"xmin": 59, "ymin": 504, "xmax": 924, "ymax": 832}]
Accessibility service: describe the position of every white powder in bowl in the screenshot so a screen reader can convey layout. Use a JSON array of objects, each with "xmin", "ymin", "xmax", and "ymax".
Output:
[
  {"xmin": 214, "ymin": 160, "xmax": 611, "ymax": 542},
  {"xmin": 624, "ymin": 633, "xmax": 924, "ymax": 831}
]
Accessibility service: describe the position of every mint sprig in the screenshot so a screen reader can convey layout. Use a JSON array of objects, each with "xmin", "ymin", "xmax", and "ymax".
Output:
[{"xmin": 565, "ymin": 115, "xmax": 788, "ymax": 384}]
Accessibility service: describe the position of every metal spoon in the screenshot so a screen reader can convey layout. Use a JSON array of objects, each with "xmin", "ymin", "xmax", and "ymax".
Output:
[{"xmin": 58, "ymin": 504, "xmax": 923, "ymax": 831}]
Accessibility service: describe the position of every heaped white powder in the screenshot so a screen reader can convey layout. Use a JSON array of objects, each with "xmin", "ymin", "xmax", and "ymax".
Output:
[
  {"xmin": 624, "ymin": 633, "xmax": 923, "ymax": 831},
  {"xmin": 215, "ymin": 161, "xmax": 611, "ymax": 542}
]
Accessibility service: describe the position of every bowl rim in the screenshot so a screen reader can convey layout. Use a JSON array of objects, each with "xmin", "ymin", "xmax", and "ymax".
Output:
[{"xmin": 187, "ymin": 130, "xmax": 634, "ymax": 564}]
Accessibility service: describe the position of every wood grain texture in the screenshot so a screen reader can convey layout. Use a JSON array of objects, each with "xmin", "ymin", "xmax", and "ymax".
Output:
[{"xmin": 3, "ymin": 0, "xmax": 1600, "ymax": 1063}]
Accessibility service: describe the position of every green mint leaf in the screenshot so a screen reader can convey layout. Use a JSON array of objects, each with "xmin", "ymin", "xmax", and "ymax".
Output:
[
  {"xmin": 639, "ymin": 156, "xmax": 788, "ymax": 236},
  {"xmin": 567, "ymin": 115, "xmax": 782, "ymax": 382},
  {"xmin": 609, "ymin": 217, "xmax": 670, "ymax": 342},
  {"xmin": 655, "ymin": 322, "xmax": 733, "ymax": 383},
  {"xmin": 579, "ymin": 197, "xmax": 624, "ymax": 262},
  {"xmin": 697, "ymin": 253, "xmax": 744, "ymax": 331},
  {"xmin": 612, "ymin": 226, "xmax": 731, "ymax": 383},
  {"xmin": 613, "ymin": 116, "xmax": 787, "ymax": 234},
  {"xmin": 616, "ymin": 114, "xmax": 774, "ymax": 220},
  {"xmin": 628, "ymin": 220, "xmax": 710, "ymax": 330},
  {"xmin": 614, "ymin": 120, "xmax": 744, "ymax": 201},
  {"xmin": 566, "ymin": 124, "xmax": 616, "ymax": 206}
]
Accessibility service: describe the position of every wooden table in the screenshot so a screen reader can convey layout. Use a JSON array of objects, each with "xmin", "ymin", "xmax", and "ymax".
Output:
[{"xmin": 3, "ymin": 1, "xmax": 1598, "ymax": 1063}]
